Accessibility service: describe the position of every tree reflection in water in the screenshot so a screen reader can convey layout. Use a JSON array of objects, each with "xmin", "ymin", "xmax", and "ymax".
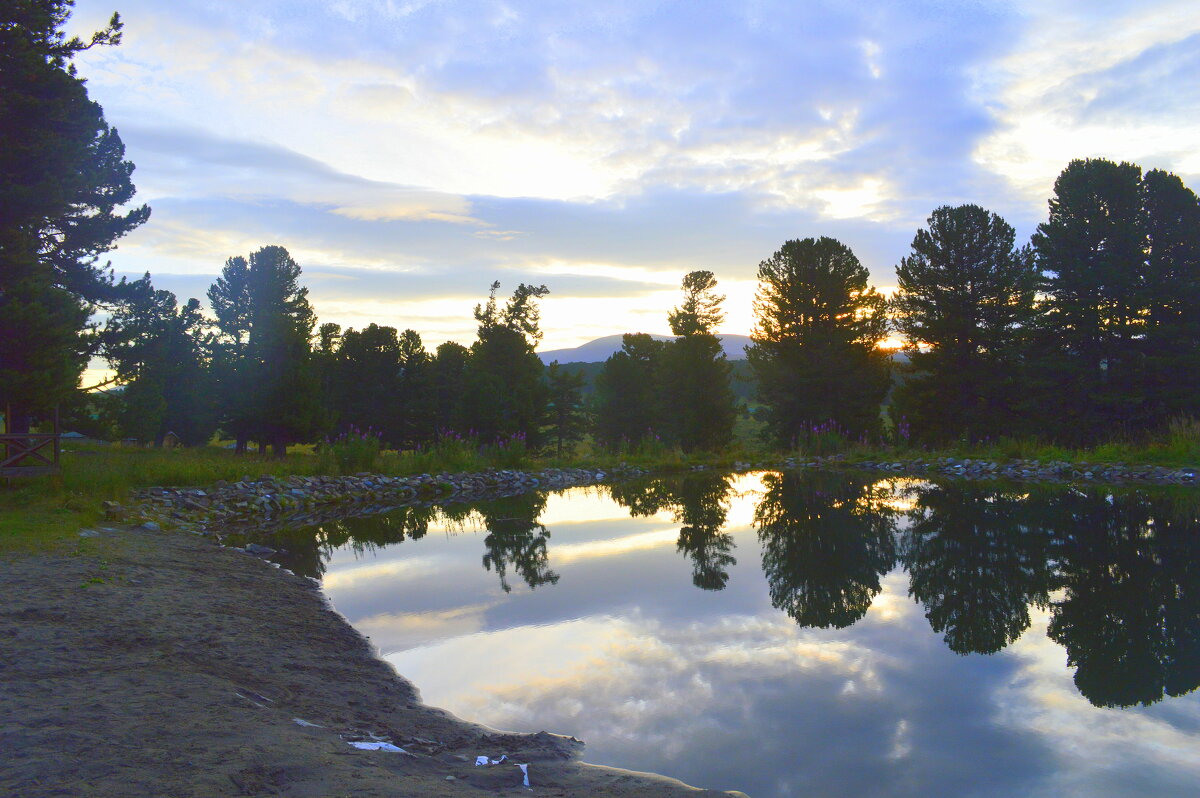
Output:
[
  {"xmin": 900, "ymin": 482, "xmax": 1054, "ymax": 654},
  {"xmin": 755, "ymin": 471, "xmax": 897, "ymax": 628},
  {"xmin": 241, "ymin": 470, "xmax": 1200, "ymax": 707},
  {"xmin": 1045, "ymin": 488, "xmax": 1200, "ymax": 707},
  {"xmin": 610, "ymin": 472, "xmax": 736, "ymax": 590},
  {"xmin": 479, "ymin": 492, "xmax": 559, "ymax": 593}
]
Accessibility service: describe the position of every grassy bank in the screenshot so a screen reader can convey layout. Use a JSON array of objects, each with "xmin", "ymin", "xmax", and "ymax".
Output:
[{"xmin": 4, "ymin": 420, "xmax": 1198, "ymax": 554}]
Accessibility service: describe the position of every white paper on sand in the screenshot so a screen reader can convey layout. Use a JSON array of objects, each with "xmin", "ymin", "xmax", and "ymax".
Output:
[
  {"xmin": 474, "ymin": 755, "xmax": 530, "ymax": 788},
  {"xmin": 475, "ymin": 754, "xmax": 507, "ymax": 765},
  {"xmin": 349, "ymin": 741, "xmax": 406, "ymax": 752}
]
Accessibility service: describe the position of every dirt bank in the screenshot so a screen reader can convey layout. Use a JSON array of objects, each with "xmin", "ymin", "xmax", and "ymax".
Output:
[{"xmin": 0, "ymin": 526, "xmax": 746, "ymax": 797}]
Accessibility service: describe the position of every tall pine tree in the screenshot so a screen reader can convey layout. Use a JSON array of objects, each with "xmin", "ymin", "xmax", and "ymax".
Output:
[
  {"xmin": 747, "ymin": 237, "xmax": 889, "ymax": 446},
  {"xmin": 891, "ymin": 205, "xmax": 1038, "ymax": 443},
  {"xmin": 0, "ymin": 2, "xmax": 149, "ymax": 430}
]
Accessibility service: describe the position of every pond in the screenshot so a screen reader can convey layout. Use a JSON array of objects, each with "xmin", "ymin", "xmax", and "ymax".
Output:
[{"xmin": 246, "ymin": 471, "xmax": 1200, "ymax": 797}]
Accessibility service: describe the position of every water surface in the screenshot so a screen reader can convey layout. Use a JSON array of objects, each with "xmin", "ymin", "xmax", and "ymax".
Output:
[{"xmin": 251, "ymin": 472, "xmax": 1200, "ymax": 797}]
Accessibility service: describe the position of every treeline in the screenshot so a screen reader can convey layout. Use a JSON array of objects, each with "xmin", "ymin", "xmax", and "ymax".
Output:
[
  {"xmin": 92, "ymin": 256, "xmax": 739, "ymax": 456},
  {"xmin": 594, "ymin": 157, "xmax": 1200, "ymax": 451},
  {"xmin": 36, "ymin": 157, "xmax": 1200, "ymax": 457},
  {"xmin": 99, "ymin": 257, "xmax": 579, "ymax": 455}
]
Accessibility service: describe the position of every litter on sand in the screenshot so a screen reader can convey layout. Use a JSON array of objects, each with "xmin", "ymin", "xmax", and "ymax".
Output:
[
  {"xmin": 475, "ymin": 755, "xmax": 531, "ymax": 788},
  {"xmin": 475, "ymin": 754, "xmax": 507, "ymax": 766},
  {"xmin": 349, "ymin": 741, "xmax": 406, "ymax": 752}
]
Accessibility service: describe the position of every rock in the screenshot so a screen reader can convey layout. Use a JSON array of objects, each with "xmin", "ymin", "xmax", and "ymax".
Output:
[
  {"xmin": 141, "ymin": 521, "xmax": 161, "ymax": 532},
  {"xmin": 244, "ymin": 543, "xmax": 277, "ymax": 556}
]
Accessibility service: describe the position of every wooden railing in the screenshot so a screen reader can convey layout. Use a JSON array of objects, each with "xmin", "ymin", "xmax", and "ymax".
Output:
[{"xmin": 0, "ymin": 433, "xmax": 61, "ymax": 477}]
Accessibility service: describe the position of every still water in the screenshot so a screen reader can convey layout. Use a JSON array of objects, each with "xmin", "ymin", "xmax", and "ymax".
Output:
[{"xmin": 252, "ymin": 471, "xmax": 1200, "ymax": 797}]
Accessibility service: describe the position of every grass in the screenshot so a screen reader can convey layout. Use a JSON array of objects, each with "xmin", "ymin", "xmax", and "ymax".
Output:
[{"xmin": 4, "ymin": 417, "xmax": 1197, "ymax": 554}]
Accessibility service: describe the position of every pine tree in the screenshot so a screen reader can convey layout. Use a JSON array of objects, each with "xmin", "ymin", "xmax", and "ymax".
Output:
[
  {"xmin": 544, "ymin": 362, "xmax": 588, "ymax": 456},
  {"xmin": 891, "ymin": 205, "xmax": 1038, "ymax": 443},
  {"xmin": 594, "ymin": 333, "xmax": 667, "ymax": 450},
  {"xmin": 103, "ymin": 274, "xmax": 216, "ymax": 445},
  {"xmin": 747, "ymin": 237, "xmax": 889, "ymax": 447},
  {"xmin": 659, "ymin": 271, "xmax": 736, "ymax": 452},
  {"xmin": 1141, "ymin": 169, "xmax": 1200, "ymax": 420},
  {"xmin": 0, "ymin": 2, "xmax": 149, "ymax": 429},
  {"xmin": 207, "ymin": 245, "xmax": 318, "ymax": 456},
  {"xmin": 461, "ymin": 282, "xmax": 549, "ymax": 446}
]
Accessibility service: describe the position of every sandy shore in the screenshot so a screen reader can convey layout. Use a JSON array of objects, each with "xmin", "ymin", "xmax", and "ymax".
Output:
[{"xmin": 0, "ymin": 525, "xmax": 746, "ymax": 797}]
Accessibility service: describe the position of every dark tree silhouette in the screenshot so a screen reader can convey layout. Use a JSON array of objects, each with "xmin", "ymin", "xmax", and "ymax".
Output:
[
  {"xmin": 748, "ymin": 237, "xmax": 890, "ymax": 446},
  {"xmin": 659, "ymin": 271, "xmax": 736, "ymax": 452},
  {"xmin": 429, "ymin": 341, "xmax": 470, "ymax": 438},
  {"xmin": 544, "ymin": 362, "xmax": 588, "ymax": 456},
  {"xmin": 1141, "ymin": 169, "xmax": 1200, "ymax": 420},
  {"xmin": 1031, "ymin": 159, "xmax": 1149, "ymax": 442},
  {"xmin": 0, "ymin": 2, "xmax": 150, "ymax": 429},
  {"xmin": 755, "ymin": 471, "xmax": 896, "ymax": 628},
  {"xmin": 891, "ymin": 205, "xmax": 1038, "ymax": 443},
  {"xmin": 103, "ymin": 274, "xmax": 216, "ymax": 445},
  {"xmin": 1047, "ymin": 488, "xmax": 1200, "ymax": 707},
  {"xmin": 900, "ymin": 482, "xmax": 1053, "ymax": 654},
  {"xmin": 594, "ymin": 333, "xmax": 668, "ymax": 449},
  {"xmin": 207, "ymin": 246, "xmax": 319, "ymax": 456},
  {"xmin": 479, "ymin": 492, "xmax": 559, "ymax": 593},
  {"xmin": 462, "ymin": 282, "xmax": 549, "ymax": 446}
]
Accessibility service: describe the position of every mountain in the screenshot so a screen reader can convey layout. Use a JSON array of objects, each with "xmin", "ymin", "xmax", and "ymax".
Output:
[{"xmin": 538, "ymin": 333, "xmax": 755, "ymax": 364}]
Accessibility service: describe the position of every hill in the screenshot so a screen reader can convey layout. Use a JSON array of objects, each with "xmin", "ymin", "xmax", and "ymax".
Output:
[{"xmin": 538, "ymin": 333, "xmax": 754, "ymax": 364}]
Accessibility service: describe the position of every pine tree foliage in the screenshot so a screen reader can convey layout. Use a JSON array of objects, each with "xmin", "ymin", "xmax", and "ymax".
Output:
[
  {"xmin": 103, "ymin": 274, "xmax": 215, "ymax": 445},
  {"xmin": 660, "ymin": 271, "xmax": 735, "ymax": 452},
  {"xmin": 891, "ymin": 205, "xmax": 1038, "ymax": 442},
  {"xmin": 594, "ymin": 333, "xmax": 668, "ymax": 449},
  {"xmin": 544, "ymin": 362, "xmax": 588, "ymax": 456},
  {"xmin": 0, "ymin": 1, "xmax": 149, "ymax": 425},
  {"xmin": 667, "ymin": 270, "xmax": 725, "ymax": 336},
  {"xmin": 1031, "ymin": 159, "xmax": 1200, "ymax": 441},
  {"xmin": 207, "ymin": 245, "xmax": 318, "ymax": 455},
  {"xmin": 748, "ymin": 237, "xmax": 890, "ymax": 446},
  {"xmin": 462, "ymin": 282, "xmax": 550, "ymax": 446}
]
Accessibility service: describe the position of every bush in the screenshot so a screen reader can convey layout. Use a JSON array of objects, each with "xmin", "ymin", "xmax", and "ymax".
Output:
[{"xmin": 325, "ymin": 427, "xmax": 381, "ymax": 474}]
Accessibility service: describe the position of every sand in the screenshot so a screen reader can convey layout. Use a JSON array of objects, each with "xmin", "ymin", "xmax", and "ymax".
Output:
[{"xmin": 0, "ymin": 525, "xmax": 747, "ymax": 797}]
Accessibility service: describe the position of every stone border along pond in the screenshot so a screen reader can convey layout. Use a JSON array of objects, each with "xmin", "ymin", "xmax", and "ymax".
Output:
[
  {"xmin": 105, "ymin": 456, "xmax": 1197, "ymax": 540},
  {"xmin": 104, "ymin": 466, "xmax": 650, "ymax": 538}
]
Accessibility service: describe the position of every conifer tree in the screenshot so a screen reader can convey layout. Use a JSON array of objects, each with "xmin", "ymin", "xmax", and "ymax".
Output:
[
  {"xmin": 544, "ymin": 362, "xmax": 588, "ymax": 456},
  {"xmin": 103, "ymin": 275, "xmax": 215, "ymax": 445},
  {"xmin": 594, "ymin": 333, "xmax": 667, "ymax": 449},
  {"xmin": 207, "ymin": 245, "xmax": 318, "ymax": 455},
  {"xmin": 461, "ymin": 282, "xmax": 549, "ymax": 446},
  {"xmin": 891, "ymin": 205, "xmax": 1038, "ymax": 442},
  {"xmin": 0, "ymin": 2, "xmax": 149, "ymax": 429},
  {"xmin": 747, "ymin": 237, "xmax": 889, "ymax": 446},
  {"xmin": 1141, "ymin": 169, "xmax": 1200, "ymax": 420},
  {"xmin": 660, "ymin": 270, "xmax": 735, "ymax": 452}
]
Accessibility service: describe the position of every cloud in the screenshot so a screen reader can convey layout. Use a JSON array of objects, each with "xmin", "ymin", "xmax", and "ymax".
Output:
[
  {"xmin": 67, "ymin": 0, "xmax": 1200, "ymax": 350},
  {"xmin": 973, "ymin": 0, "xmax": 1200, "ymax": 212}
]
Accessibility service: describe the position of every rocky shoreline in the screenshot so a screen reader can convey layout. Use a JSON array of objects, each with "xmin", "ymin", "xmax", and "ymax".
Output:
[
  {"xmin": 106, "ymin": 457, "xmax": 1198, "ymax": 539},
  {"xmin": 106, "ymin": 465, "xmax": 649, "ymax": 537},
  {"xmin": 740, "ymin": 455, "xmax": 1198, "ymax": 484}
]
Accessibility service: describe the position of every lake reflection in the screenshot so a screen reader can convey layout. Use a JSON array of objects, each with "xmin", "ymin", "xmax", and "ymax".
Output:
[{"xmin": 249, "ymin": 472, "xmax": 1200, "ymax": 797}]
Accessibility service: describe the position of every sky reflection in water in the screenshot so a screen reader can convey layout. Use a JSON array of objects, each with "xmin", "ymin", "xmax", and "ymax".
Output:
[{"xmin": 266, "ymin": 472, "xmax": 1200, "ymax": 797}]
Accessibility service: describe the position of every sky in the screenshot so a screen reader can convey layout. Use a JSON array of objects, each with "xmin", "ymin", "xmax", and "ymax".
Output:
[{"xmin": 67, "ymin": 0, "xmax": 1200, "ymax": 352}]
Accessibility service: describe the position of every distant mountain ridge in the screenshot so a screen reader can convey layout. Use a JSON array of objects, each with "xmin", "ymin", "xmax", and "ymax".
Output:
[{"xmin": 538, "ymin": 333, "xmax": 755, "ymax": 364}]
